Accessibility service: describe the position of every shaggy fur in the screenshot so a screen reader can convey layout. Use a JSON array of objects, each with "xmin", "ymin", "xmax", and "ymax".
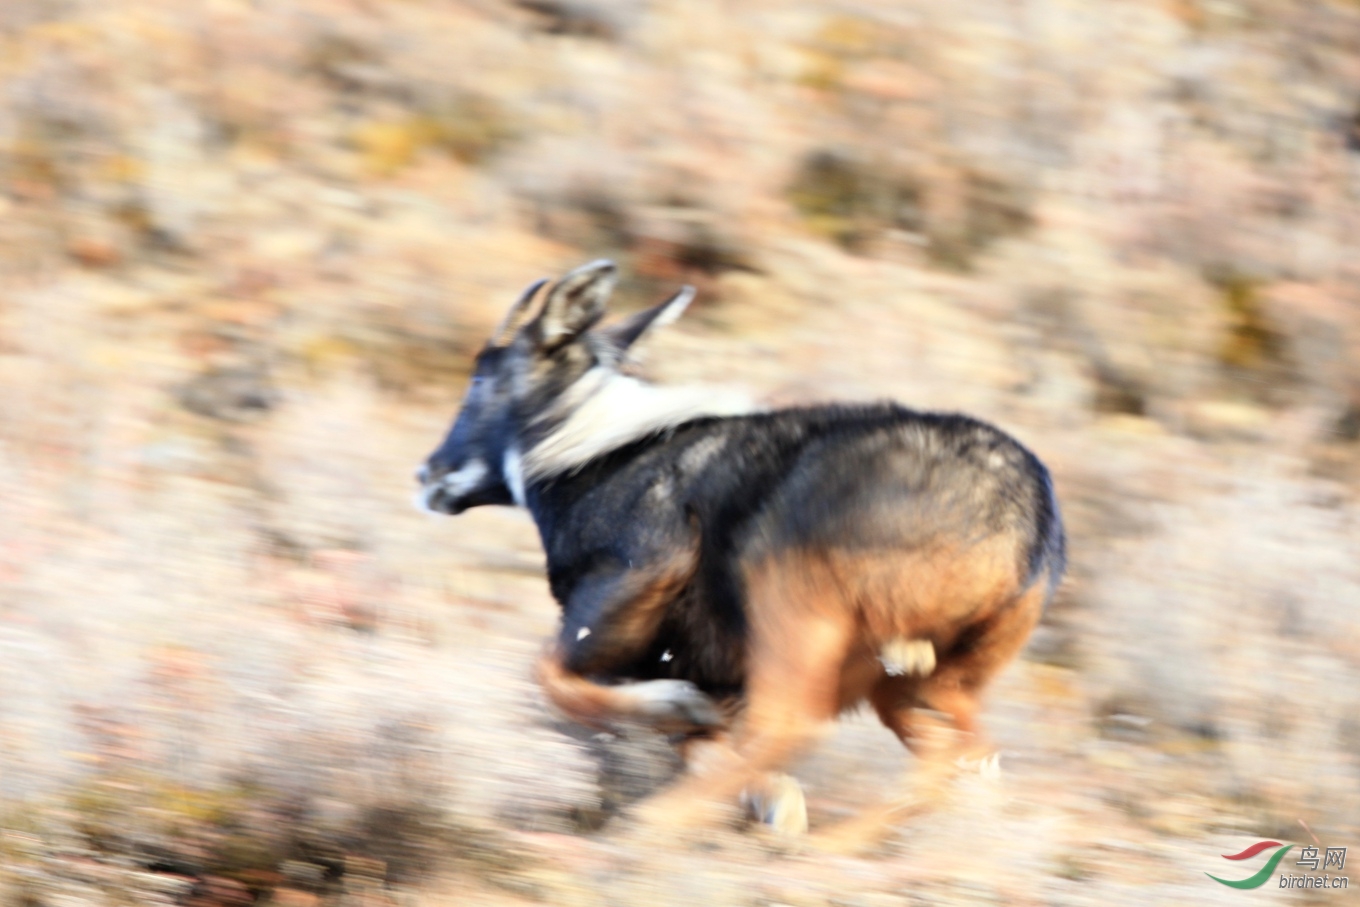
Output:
[{"xmin": 521, "ymin": 369, "xmax": 756, "ymax": 480}]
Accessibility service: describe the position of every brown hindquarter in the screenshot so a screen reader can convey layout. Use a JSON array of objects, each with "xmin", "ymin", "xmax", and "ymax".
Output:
[{"xmin": 635, "ymin": 529, "xmax": 1046, "ymax": 828}]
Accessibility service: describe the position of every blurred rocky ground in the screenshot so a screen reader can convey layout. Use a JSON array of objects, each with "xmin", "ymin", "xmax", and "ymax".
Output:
[{"xmin": 1, "ymin": 0, "xmax": 1358, "ymax": 905}]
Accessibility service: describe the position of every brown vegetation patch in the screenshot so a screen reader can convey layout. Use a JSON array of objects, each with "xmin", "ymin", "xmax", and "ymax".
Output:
[{"xmin": 787, "ymin": 151, "xmax": 1033, "ymax": 270}]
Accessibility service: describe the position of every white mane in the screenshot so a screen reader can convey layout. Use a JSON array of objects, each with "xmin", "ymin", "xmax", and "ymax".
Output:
[{"xmin": 521, "ymin": 368, "xmax": 757, "ymax": 480}]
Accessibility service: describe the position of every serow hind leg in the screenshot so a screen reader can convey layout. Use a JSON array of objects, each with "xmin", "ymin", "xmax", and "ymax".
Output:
[
  {"xmin": 798, "ymin": 670, "xmax": 958, "ymax": 854},
  {"xmin": 815, "ymin": 585, "xmax": 1046, "ymax": 854}
]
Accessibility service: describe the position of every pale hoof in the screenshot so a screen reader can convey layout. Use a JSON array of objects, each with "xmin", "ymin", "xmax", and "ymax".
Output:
[
  {"xmin": 955, "ymin": 750, "xmax": 1001, "ymax": 780},
  {"xmin": 743, "ymin": 773, "xmax": 808, "ymax": 837}
]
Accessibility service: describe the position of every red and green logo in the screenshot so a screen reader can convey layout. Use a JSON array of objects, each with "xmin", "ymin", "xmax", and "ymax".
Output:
[{"xmin": 1207, "ymin": 841, "xmax": 1295, "ymax": 889}]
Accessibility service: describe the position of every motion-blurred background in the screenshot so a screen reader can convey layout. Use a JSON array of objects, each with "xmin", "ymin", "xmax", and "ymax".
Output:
[{"xmin": 1, "ymin": 1, "xmax": 1358, "ymax": 904}]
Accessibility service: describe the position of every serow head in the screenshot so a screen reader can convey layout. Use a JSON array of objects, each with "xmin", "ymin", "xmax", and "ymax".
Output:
[{"xmin": 415, "ymin": 259, "xmax": 694, "ymax": 515}]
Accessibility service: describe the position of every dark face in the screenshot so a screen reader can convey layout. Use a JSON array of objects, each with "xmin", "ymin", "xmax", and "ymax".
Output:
[
  {"xmin": 416, "ymin": 346, "xmax": 520, "ymax": 515},
  {"xmin": 414, "ymin": 260, "xmax": 694, "ymax": 515}
]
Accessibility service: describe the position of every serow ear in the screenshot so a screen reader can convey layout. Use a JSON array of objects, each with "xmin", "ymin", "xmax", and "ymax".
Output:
[
  {"xmin": 600, "ymin": 285, "xmax": 695, "ymax": 352},
  {"xmin": 532, "ymin": 259, "xmax": 617, "ymax": 350}
]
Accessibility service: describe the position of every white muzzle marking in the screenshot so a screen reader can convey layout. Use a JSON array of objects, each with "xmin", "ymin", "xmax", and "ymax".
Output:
[
  {"xmin": 440, "ymin": 459, "xmax": 488, "ymax": 496},
  {"xmin": 413, "ymin": 459, "xmax": 489, "ymax": 514}
]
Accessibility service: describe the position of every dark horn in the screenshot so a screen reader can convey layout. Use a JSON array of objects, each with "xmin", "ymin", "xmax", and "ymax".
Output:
[{"xmin": 490, "ymin": 278, "xmax": 549, "ymax": 347}]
